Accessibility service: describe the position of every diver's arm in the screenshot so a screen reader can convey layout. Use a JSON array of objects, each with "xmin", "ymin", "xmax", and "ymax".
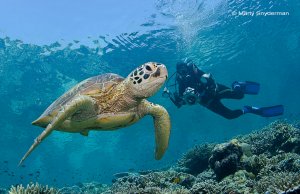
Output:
[
  {"xmin": 194, "ymin": 66, "xmax": 216, "ymax": 90},
  {"xmin": 163, "ymin": 87, "xmax": 183, "ymax": 108},
  {"xmin": 170, "ymin": 93, "xmax": 184, "ymax": 108},
  {"xmin": 192, "ymin": 65, "xmax": 214, "ymax": 84},
  {"xmin": 202, "ymin": 73, "xmax": 214, "ymax": 84},
  {"xmin": 192, "ymin": 67, "xmax": 217, "ymax": 96},
  {"xmin": 194, "ymin": 67, "xmax": 206, "ymax": 79}
]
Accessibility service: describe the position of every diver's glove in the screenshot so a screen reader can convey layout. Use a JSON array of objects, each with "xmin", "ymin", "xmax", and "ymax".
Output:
[
  {"xmin": 162, "ymin": 87, "xmax": 184, "ymax": 108},
  {"xmin": 162, "ymin": 87, "xmax": 170, "ymax": 98}
]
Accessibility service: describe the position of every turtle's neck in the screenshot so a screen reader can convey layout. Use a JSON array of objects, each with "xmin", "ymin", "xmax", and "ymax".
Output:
[{"xmin": 102, "ymin": 79, "xmax": 142, "ymax": 113}]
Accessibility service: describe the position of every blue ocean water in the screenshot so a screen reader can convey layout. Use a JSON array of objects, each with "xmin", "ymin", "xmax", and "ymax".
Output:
[{"xmin": 0, "ymin": 0, "xmax": 299, "ymax": 189}]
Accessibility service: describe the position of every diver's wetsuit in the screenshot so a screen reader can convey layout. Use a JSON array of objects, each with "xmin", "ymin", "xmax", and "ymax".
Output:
[
  {"xmin": 201, "ymin": 84, "xmax": 244, "ymax": 119},
  {"xmin": 171, "ymin": 64, "xmax": 245, "ymax": 120}
]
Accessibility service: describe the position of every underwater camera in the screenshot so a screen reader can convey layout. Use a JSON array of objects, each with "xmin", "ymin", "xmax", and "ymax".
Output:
[{"xmin": 183, "ymin": 87, "xmax": 200, "ymax": 105}]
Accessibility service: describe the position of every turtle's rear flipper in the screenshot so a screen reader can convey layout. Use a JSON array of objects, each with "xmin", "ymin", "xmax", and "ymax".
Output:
[{"xmin": 19, "ymin": 96, "xmax": 95, "ymax": 166}]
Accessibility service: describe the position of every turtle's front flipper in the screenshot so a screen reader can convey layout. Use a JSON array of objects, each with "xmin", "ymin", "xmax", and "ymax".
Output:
[
  {"xmin": 19, "ymin": 95, "xmax": 95, "ymax": 166},
  {"xmin": 140, "ymin": 100, "xmax": 171, "ymax": 160}
]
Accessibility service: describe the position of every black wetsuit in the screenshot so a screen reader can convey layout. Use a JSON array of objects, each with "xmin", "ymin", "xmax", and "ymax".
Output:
[
  {"xmin": 171, "ymin": 66, "xmax": 244, "ymax": 120},
  {"xmin": 201, "ymin": 83, "xmax": 244, "ymax": 119}
]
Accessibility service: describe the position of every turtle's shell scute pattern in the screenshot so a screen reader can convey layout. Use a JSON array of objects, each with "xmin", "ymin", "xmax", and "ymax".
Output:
[{"xmin": 41, "ymin": 73, "xmax": 124, "ymax": 117}]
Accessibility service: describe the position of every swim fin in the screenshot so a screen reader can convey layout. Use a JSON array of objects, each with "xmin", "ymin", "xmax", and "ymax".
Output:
[
  {"xmin": 243, "ymin": 105, "xmax": 284, "ymax": 117},
  {"xmin": 232, "ymin": 81, "xmax": 260, "ymax": 95}
]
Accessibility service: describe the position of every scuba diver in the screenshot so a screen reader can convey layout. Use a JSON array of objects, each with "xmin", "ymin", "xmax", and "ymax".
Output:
[{"xmin": 163, "ymin": 60, "xmax": 284, "ymax": 119}]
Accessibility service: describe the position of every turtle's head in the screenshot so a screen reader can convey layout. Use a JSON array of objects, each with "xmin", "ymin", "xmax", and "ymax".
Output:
[{"xmin": 127, "ymin": 62, "xmax": 168, "ymax": 98}]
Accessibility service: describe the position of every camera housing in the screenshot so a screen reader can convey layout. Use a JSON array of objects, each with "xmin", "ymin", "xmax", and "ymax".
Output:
[{"xmin": 183, "ymin": 87, "xmax": 199, "ymax": 105}]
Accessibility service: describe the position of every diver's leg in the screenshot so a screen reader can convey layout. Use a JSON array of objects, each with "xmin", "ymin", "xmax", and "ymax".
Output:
[
  {"xmin": 232, "ymin": 81, "xmax": 260, "ymax": 95},
  {"xmin": 217, "ymin": 84, "xmax": 244, "ymax": 99},
  {"xmin": 206, "ymin": 99, "xmax": 243, "ymax": 120}
]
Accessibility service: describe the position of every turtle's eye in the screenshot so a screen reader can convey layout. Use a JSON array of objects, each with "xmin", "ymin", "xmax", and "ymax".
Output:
[{"xmin": 145, "ymin": 65, "xmax": 152, "ymax": 71}]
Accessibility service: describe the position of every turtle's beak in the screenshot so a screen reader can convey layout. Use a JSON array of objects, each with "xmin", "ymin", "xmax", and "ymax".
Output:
[{"xmin": 157, "ymin": 64, "xmax": 168, "ymax": 81}]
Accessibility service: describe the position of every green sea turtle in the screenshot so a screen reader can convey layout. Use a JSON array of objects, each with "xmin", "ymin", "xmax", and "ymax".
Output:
[{"xmin": 19, "ymin": 62, "xmax": 170, "ymax": 165}]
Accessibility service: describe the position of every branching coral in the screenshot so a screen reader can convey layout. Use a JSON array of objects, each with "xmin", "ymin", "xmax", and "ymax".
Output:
[
  {"xmin": 255, "ymin": 171, "xmax": 300, "ymax": 193},
  {"xmin": 8, "ymin": 182, "xmax": 57, "ymax": 194}
]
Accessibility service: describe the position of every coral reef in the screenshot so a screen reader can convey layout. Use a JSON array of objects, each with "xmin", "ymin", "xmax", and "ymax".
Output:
[
  {"xmin": 255, "ymin": 171, "xmax": 300, "ymax": 193},
  {"xmin": 283, "ymin": 186, "xmax": 300, "ymax": 194},
  {"xmin": 238, "ymin": 121, "xmax": 300, "ymax": 155},
  {"xmin": 104, "ymin": 170, "xmax": 195, "ymax": 194},
  {"xmin": 6, "ymin": 121, "xmax": 300, "ymax": 193},
  {"xmin": 104, "ymin": 121, "xmax": 300, "ymax": 193},
  {"xmin": 177, "ymin": 143, "xmax": 216, "ymax": 175},
  {"xmin": 208, "ymin": 140, "xmax": 243, "ymax": 180},
  {"xmin": 59, "ymin": 182, "xmax": 109, "ymax": 194},
  {"xmin": 190, "ymin": 179, "xmax": 219, "ymax": 193},
  {"xmin": 8, "ymin": 182, "xmax": 57, "ymax": 194}
]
